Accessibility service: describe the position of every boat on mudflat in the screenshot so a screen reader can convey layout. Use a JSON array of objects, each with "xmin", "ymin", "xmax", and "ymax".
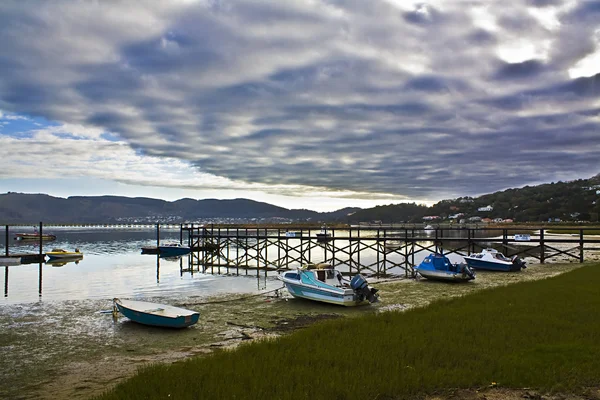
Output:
[
  {"xmin": 414, "ymin": 253, "xmax": 475, "ymax": 282},
  {"xmin": 279, "ymin": 263, "xmax": 379, "ymax": 306},
  {"xmin": 463, "ymin": 248, "xmax": 526, "ymax": 272},
  {"xmin": 113, "ymin": 298, "xmax": 200, "ymax": 328}
]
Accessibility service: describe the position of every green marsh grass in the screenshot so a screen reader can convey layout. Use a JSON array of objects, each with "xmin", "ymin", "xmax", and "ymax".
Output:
[{"xmin": 97, "ymin": 264, "xmax": 600, "ymax": 400}]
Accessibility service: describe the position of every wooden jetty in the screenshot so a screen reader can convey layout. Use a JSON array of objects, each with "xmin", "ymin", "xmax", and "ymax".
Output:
[
  {"xmin": 2, "ymin": 223, "xmax": 48, "ymax": 266},
  {"xmin": 180, "ymin": 225, "xmax": 600, "ymax": 277}
]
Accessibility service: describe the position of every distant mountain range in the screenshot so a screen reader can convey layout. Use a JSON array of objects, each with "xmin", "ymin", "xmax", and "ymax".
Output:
[
  {"xmin": 0, "ymin": 193, "xmax": 360, "ymax": 224},
  {"xmin": 2, "ymin": 173, "xmax": 600, "ymax": 224}
]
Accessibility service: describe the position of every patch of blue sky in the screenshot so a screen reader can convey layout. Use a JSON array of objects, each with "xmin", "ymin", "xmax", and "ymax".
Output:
[
  {"xmin": 100, "ymin": 131, "xmax": 121, "ymax": 142},
  {"xmin": 0, "ymin": 112, "xmax": 60, "ymax": 138}
]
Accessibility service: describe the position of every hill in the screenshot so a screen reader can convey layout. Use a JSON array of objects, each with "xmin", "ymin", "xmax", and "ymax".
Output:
[
  {"xmin": 0, "ymin": 193, "xmax": 360, "ymax": 224},
  {"xmin": 342, "ymin": 173, "xmax": 600, "ymax": 224},
  {"xmin": 2, "ymin": 173, "xmax": 600, "ymax": 224}
]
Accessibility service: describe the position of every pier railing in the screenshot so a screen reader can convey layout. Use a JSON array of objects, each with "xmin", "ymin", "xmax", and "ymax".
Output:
[{"xmin": 182, "ymin": 225, "xmax": 600, "ymax": 277}]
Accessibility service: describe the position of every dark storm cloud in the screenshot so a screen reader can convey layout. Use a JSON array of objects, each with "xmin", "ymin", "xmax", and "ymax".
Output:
[
  {"xmin": 493, "ymin": 60, "xmax": 546, "ymax": 80},
  {"xmin": 1, "ymin": 0, "xmax": 599, "ymax": 202}
]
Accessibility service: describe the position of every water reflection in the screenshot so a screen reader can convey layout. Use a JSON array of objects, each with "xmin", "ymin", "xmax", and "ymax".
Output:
[
  {"xmin": 0, "ymin": 226, "xmax": 512, "ymax": 305},
  {"xmin": 0, "ymin": 227, "xmax": 283, "ymax": 305}
]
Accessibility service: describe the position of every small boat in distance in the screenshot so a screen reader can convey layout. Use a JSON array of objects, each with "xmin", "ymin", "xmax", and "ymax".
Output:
[
  {"xmin": 46, "ymin": 248, "xmax": 84, "ymax": 260},
  {"xmin": 113, "ymin": 298, "xmax": 200, "ymax": 328},
  {"xmin": 514, "ymin": 234, "xmax": 531, "ymax": 241},
  {"xmin": 158, "ymin": 243, "xmax": 191, "ymax": 256},
  {"xmin": 464, "ymin": 248, "xmax": 526, "ymax": 272},
  {"xmin": 279, "ymin": 263, "xmax": 379, "ymax": 306},
  {"xmin": 15, "ymin": 230, "xmax": 56, "ymax": 241},
  {"xmin": 414, "ymin": 253, "xmax": 475, "ymax": 282},
  {"xmin": 316, "ymin": 226, "xmax": 332, "ymax": 243}
]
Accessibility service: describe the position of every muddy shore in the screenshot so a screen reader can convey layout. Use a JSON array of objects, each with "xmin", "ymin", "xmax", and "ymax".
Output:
[{"xmin": 0, "ymin": 259, "xmax": 593, "ymax": 400}]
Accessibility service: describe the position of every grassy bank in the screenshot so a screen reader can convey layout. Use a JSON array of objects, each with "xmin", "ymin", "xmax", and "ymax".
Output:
[{"xmin": 97, "ymin": 264, "xmax": 600, "ymax": 400}]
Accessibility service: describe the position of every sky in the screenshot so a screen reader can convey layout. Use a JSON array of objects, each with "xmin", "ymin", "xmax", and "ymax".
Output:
[{"xmin": 0, "ymin": 0, "xmax": 599, "ymax": 212}]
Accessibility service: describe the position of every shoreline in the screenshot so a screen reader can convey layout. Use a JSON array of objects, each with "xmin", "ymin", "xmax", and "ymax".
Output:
[{"xmin": 0, "ymin": 260, "xmax": 592, "ymax": 400}]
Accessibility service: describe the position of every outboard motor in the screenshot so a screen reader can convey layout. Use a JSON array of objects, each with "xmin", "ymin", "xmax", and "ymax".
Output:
[
  {"xmin": 511, "ymin": 256, "xmax": 527, "ymax": 270},
  {"xmin": 350, "ymin": 274, "xmax": 379, "ymax": 303},
  {"xmin": 460, "ymin": 263, "xmax": 476, "ymax": 280}
]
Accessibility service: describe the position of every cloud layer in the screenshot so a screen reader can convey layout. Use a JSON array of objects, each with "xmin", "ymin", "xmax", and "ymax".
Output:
[{"xmin": 1, "ymin": 0, "xmax": 599, "ymax": 203}]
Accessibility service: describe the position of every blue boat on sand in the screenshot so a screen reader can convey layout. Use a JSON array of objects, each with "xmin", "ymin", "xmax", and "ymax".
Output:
[
  {"xmin": 279, "ymin": 263, "xmax": 379, "ymax": 306},
  {"xmin": 464, "ymin": 248, "xmax": 526, "ymax": 272},
  {"xmin": 113, "ymin": 298, "xmax": 200, "ymax": 328},
  {"xmin": 414, "ymin": 253, "xmax": 476, "ymax": 282}
]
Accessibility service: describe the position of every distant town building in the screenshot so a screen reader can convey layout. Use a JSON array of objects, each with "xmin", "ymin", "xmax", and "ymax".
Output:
[
  {"xmin": 423, "ymin": 216, "xmax": 440, "ymax": 221},
  {"xmin": 468, "ymin": 216, "xmax": 482, "ymax": 222},
  {"xmin": 477, "ymin": 205, "xmax": 494, "ymax": 212},
  {"xmin": 449, "ymin": 213, "xmax": 464, "ymax": 219}
]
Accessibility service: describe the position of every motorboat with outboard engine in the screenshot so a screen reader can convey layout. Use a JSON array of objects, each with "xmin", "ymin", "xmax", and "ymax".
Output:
[
  {"xmin": 414, "ymin": 253, "xmax": 475, "ymax": 282},
  {"xmin": 279, "ymin": 263, "xmax": 379, "ymax": 306},
  {"xmin": 463, "ymin": 248, "xmax": 526, "ymax": 272}
]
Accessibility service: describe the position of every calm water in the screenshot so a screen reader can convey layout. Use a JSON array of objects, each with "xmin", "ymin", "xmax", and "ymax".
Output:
[
  {"xmin": 0, "ymin": 226, "xmax": 507, "ymax": 305},
  {"xmin": 0, "ymin": 226, "xmax": 281, "ymax": 305}
]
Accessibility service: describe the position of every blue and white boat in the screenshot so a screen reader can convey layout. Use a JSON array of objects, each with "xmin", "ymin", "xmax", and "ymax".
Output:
[
  {"xmin": 113, "ymin": 298, "xmax": 200, "ymax": 328},
  {"xmin": 279, "ymin": 263, "xmax": 379, "ymax": 306},
  {"xmin": 414, "ymin": 253, "xmax": 475, "ymax": 282},
  {"xmin": 158, "ymin": 243, "xmax": 191, "ymax": 256},
  {"xmin": 464, "ymin": 248, "xmax": 526, "ymax": 272}
]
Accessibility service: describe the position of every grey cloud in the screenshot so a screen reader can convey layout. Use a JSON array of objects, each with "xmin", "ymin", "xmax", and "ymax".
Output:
[
  {"xmin": 1, "ymin": 0, "xmax": 599, "ymax": 202},
  {"xmin": 493, "ymin": 60, "xmax": 546, "ymax": 80}
]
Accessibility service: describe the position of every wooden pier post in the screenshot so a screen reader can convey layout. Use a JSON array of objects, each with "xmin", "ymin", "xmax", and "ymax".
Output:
[
  {"xmin": 156, "ymin": 223, "xmax": 160, "ymax": 248},
  {"xmin": 376, "ymin": 228, "xmax": 380, "ymax": 276},
  {"xmin": 540, "ymin": 229, "xmax": 545, "ymax": 264},
  {"xmin": 5, "ymin": 225, "xmax": 8, "ymax": 256},
  {"xmin": 580, "ymin": 228, "xmax": 584, "ymax": 263},
  {"xmin": 39, "ymin": 222, "xmax": 43, "ymax": 259}
]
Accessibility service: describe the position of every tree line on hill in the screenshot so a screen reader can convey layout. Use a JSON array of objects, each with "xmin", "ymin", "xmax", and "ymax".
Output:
[
  {"xmin": 343, "ymin": 174, "xmax": 600, "ymax": 224},
  {"xmin": 1, "ymin": 173, "xmax": 599, "ymax": 224}
]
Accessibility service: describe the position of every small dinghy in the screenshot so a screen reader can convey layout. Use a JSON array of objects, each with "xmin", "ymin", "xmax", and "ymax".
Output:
[
  {"xmin": 113, "ymin": 298, "xmax": 200, "ymax": 328},
  {"xmin": 414, "ymin": 253, "xmax": 475, "ymax": 282},
  {"xmin": 46, "ymin": 248, "xmax": 83, "ymax": 260}
]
